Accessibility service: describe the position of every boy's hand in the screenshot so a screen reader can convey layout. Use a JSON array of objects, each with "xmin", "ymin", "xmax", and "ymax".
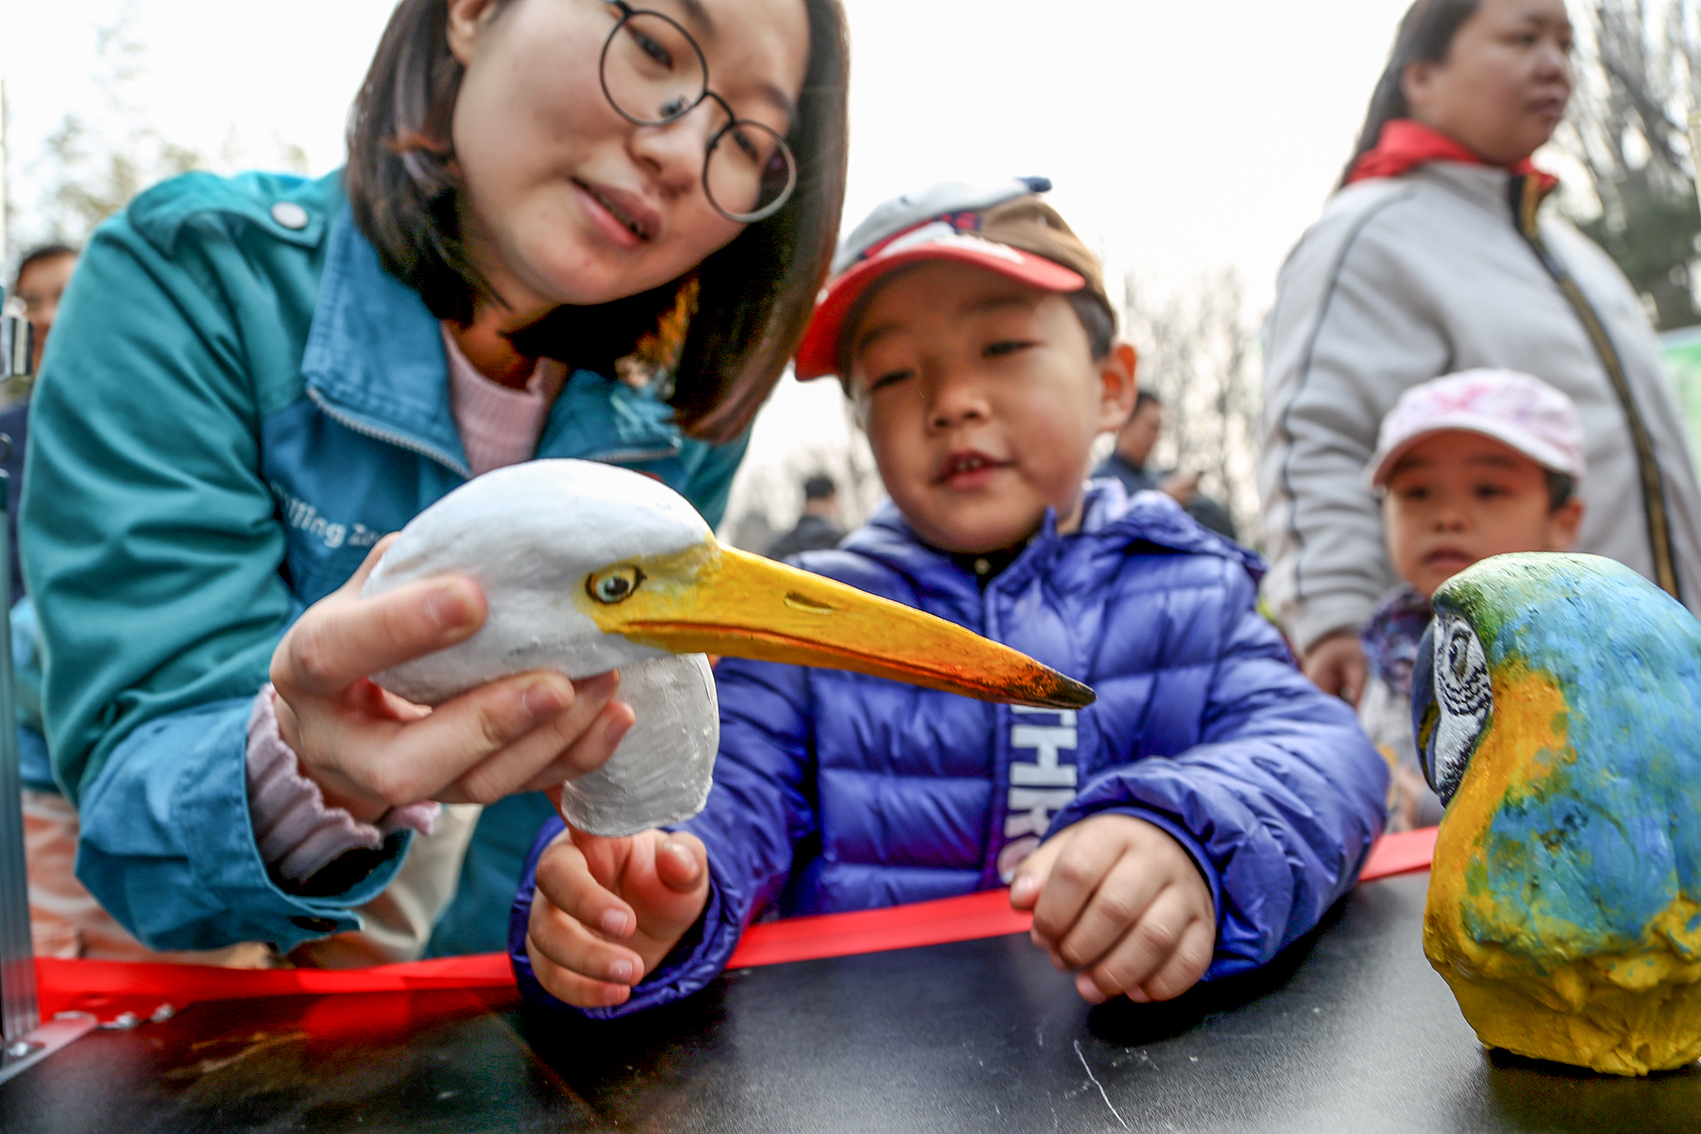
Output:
[
  {"xmin": 1302, "ymin": 630, "xmax": 1367, "ymax": 706},
  {"xmin": 1009, "ymin": 815, "xmax": 1215, "ymax": 1005},
  {"xmin": 525, "ymin": 820, "xmax": 711, "ymax": 1009}
]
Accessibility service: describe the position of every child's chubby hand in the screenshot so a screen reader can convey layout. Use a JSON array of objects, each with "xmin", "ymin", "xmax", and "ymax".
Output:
[
  {"xmin": 1009, "ymin": 815, "xmax": 1215, "ymax": 1005},
  {"xmin": 525, "ymin": 811, "xmax": 711, "ymax": 1010}
]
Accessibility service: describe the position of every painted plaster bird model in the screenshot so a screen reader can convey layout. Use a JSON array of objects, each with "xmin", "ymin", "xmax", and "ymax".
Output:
[
  {"xmin": 364, "ymin": 459, "xmax": 1093, "ymax": 838},
  {"xmin": 1413, "ymin": 552, "xmax": 1701, "ymax": 1076}
]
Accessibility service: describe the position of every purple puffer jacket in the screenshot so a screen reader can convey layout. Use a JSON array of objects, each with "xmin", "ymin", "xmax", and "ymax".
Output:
[{"xmin": 510, "ymin": 483, "xmax": 1389, "ymax": 1017}]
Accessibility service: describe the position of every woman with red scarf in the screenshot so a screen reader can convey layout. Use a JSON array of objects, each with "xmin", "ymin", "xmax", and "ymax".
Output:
[{"xmin": 1258, "ymin": 0, "xmax": 1701, "ymax": 703}]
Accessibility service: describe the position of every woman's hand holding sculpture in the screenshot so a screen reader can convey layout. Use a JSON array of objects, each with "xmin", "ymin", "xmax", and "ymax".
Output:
[{"xmin": 270, "ymin": 537, "xmax": 635, "ymax": 823}]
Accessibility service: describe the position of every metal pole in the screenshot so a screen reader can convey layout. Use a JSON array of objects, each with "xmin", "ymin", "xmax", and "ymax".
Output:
[
  {"xmin": 0, "ymin": 291, "xmax": 97, "ymax": 1088},
  {"xmin": 0, "ymin": 309, "xmax": 32, "ymax": 1048}
]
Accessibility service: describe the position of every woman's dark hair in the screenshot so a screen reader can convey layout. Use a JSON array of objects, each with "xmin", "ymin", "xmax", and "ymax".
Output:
[
  {"xmin": 1341, "ymin": 0, "xmax": 1482, "ymax": 188},
  {"xmin": 344, "ymin": 0, "xmax": 850, "ymax": 444}
]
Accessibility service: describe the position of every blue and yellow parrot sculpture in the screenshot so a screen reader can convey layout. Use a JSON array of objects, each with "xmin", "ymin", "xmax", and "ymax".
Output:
[{"xmin": 1412, "ymin": 552, "xmax": 1701, "ymax": 1076}]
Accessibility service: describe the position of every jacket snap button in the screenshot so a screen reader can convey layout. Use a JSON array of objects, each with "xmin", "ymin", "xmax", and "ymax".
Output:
[{"xmin": 271, "ymin": 202, "xmax": 310, "ymax": 230}]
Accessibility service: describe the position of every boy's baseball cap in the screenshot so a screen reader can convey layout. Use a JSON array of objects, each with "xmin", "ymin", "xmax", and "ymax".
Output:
[
  {"xmin": 794, "ymin": 177, "xmax": 1110, "ymax": 381},
  {"xmin": 1366, "ymin": 369, "xmax": 1586, "ymax": 491}
]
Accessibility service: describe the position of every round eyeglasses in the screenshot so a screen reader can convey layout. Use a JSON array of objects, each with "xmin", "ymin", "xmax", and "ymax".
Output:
[{"xmin": 599, "ymin": 1, "xmax": 799, "ymax": 224}]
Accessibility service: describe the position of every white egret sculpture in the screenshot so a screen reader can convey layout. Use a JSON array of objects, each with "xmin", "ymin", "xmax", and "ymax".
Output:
[{"xmin": 364, "ymin": 460, "xmax": 1092, "ymax": 836}]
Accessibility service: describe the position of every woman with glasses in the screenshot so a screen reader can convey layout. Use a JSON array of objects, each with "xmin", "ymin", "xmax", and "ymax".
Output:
[{"xmin": 18, "ymin": 0, "xmax": 849, "ymax": 962}]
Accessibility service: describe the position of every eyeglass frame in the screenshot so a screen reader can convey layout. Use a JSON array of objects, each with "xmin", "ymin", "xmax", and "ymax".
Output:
[{"xmin": 598, "ymin": 0, "xmax": 799, "ymax": 224}]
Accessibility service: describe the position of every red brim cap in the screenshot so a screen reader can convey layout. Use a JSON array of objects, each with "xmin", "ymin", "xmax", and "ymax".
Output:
[{"xmin": 794, "ymin": 240, "xmax": 1086, "ymax": 382}]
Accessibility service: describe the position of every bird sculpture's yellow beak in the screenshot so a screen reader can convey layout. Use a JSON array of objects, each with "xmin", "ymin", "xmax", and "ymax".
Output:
[{"xmin": 576, "ymin": 538, "xmax": 1094, "ymax": 710}]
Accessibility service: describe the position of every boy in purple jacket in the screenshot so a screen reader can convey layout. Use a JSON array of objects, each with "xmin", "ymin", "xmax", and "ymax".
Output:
[{"xmin": 512, "ymin": 179, "xmax": 1389, "ymax": 1014}]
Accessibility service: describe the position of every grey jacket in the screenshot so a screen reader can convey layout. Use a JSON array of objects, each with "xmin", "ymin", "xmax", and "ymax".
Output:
[{"xmin": 1259, "ymin": 161, "xmax": 1701, "ymax": 652}]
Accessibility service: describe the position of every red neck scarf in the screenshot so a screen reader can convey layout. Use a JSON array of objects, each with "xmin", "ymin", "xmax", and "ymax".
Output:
[{"xmin": 1346, "ymin": 118, "xmax": 1558, "ymax": 193}]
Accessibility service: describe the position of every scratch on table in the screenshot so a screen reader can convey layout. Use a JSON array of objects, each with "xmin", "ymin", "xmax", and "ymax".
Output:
[
  {"xmin": 172, "ymin": 1031, "xmax": 306, "ymax": 1079},
  {"xmin": 1074, "ymin": 1039, "xmax": 1130, "ymax": 1131}
]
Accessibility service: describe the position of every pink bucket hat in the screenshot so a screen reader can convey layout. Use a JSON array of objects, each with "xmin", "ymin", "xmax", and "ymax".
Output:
[{"xmin": 1366, "ymin": 369, "xmax": 1586, "ymax": 491}]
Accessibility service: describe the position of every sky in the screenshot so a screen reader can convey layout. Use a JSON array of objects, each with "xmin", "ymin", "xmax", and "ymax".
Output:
[
  {"xmin": 0, "ymin": 0, "xmax": 1422, "ymax": 530},
  {"xmin": 3, "ymin": 0, "xmax": 1418, "ymax": 294}
]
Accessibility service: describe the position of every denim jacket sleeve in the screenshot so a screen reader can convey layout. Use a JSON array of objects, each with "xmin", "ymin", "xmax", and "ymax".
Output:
[
  {"xmin": 510, "ymin": 652, "xmax": 817, "ymax": 1016},
  {"xmin": 22, "ymin": 175, "xmax": 408, "ymax": 952},
  {"xmin": 1048, "ymin": 562, "xmax": 1389, "ymax": 979}
]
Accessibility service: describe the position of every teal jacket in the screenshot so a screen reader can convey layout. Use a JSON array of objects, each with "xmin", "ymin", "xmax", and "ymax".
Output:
[{"xmin": 21, "ymin": 170, "xmax": 747, "ymax": 954}]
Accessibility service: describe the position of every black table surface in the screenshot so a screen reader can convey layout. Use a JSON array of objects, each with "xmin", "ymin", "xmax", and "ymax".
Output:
[{"xmin": 4, "ymin": 871, "xmax": 1700, "ymax": 1134}]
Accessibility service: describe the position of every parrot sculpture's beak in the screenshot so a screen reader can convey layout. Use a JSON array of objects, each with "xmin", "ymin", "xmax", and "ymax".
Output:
[{"xmin": 578, "ymin": 537, "xmax": 1092, "ymax": 710}]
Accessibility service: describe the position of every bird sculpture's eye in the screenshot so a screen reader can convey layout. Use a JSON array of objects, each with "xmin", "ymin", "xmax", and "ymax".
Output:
[
  {"xmin": 588, "ymin": 566, "xmax": 645, "ymax": 605},
  {"xmin": 1413, "ymin": 613, "xmax": 1492, "ymax": 805}
]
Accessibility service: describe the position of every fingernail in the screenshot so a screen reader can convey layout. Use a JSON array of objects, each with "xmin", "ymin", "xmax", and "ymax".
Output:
[
  {"xmin": 524, "ymin": 682, "xmax": 568, "ymax": 719},
  {"xmin": 601, "ymin": 910, "xmax": 630, "ymax": 938},
  {"xmin": 426, "ymin": 586, "xmax": 472, "ymax": 629},
  {"xmin": 605, "ymin": 712, "xmax": 632, "ymax": 744},
  {"xmin": 664, "ymin": 840, "xmax": 696, "ymax": 873},
  {"xmin": 1010, "ymin": 875, "xmax": 1037, "ymax": 903},
  {"xmin": 580, "ymin": 671, "xmax": 619, "ymax": 698},
  {"xmin": 609, "ymin": 959, "xmax": 634, "ymax": 983}
]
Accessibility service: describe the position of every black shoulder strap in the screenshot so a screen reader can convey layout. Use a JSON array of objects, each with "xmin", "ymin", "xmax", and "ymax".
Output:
[{"xmin": 1511, "ymin": 174, "xmax": 1681, "ymax": 601}]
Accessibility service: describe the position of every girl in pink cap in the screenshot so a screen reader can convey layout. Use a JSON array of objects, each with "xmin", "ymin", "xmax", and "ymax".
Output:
[{"xmin": 1359, "ymin": 368, "xmax": 1584, "ymax": 827}]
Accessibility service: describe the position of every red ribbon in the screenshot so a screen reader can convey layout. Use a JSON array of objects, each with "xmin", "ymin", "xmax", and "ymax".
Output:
[{"xmin": 36, "ymin": 827, "xmax": 1438, "ymax": 1019}]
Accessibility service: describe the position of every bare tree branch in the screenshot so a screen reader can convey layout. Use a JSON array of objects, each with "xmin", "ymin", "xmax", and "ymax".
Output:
[
  {"xmin": 1561, "ymin": 0, "xmax": 1701, "ymax": 331},
  {"xmin": 1122, "ymin": 268, "xmax": 1263, "ymax": 537}
]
